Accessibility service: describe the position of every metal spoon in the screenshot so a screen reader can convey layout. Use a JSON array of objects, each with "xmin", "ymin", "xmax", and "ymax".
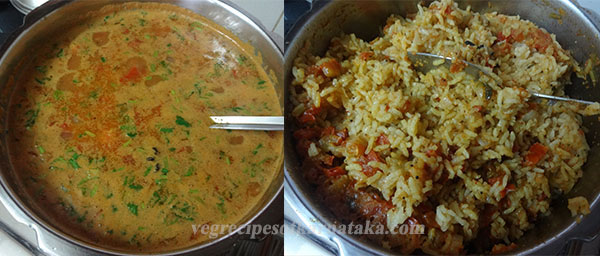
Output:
[
  {"xmin": 210, "ymin": 116, "xmax": 284, "ymax": 131},
  {"xmin": 407, "ymin": 52, "xmax": 598, "ymax": 105}
]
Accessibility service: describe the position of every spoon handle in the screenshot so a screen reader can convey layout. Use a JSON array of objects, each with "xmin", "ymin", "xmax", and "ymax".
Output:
[
  {"xmin": 529, "ymin": 92, "xmax": 597, "ymax": 105},
  {"xmin": 209, "ymin": 116, "xmax": 284, "ymax": 131},
  {"xmin": 408, "ymin": 52, "xmax": 599, "ymax": 106}
]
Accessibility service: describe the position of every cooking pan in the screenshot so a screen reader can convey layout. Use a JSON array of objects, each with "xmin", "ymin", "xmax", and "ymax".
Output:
[
  {"xmin": 284, "ymin": 0, "xmax": 600, "ymax": 255},
  {"xmin": 0, "ymin": 0, "xmax": 283, "ymax": 255}
]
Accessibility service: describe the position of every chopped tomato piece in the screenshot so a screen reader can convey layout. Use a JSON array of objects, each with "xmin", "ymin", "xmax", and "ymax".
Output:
[
  {"xmin": 473, "ymin": 105, "xmax": 483, "ymax": 112},
  {"xmin": 491, "ymin": 243, "xmax": 517, "ymax": 255},
  {"xmin": 487, "ymin": 176, "xmax": 503, "ymax": 185},
  {"xmin": 298, "ymin": 112, "xmax": 316, "ymax": 124},
  {"xmin": 360, "ymin": 165, "xmax": 379, "ymax": 177},
  {"xmin": 532, "ymin": 28, "xmax": 552, "ymax": 52},
  {"xmin": 524, "ymin": 142, "xmax": 548, "ymax": 166},
  {"xmin": 400, "ymin": 100, "xmax": 411, "ymax": 113},
  {"xmin": 360, "ymin": 52, "xmax": 374, "ymax": 60},
  {"xmin": 376, "ymin": 134, "xmax": 390, "ymax": 145},
  {"xmin": 449, "ymin": 61, "xmax": 467, "ymax": 73},
  {"xmin": 500, "ymin": 183, "xmax": 516, "ymax": 199},
  {"xmin": 321, "ymin": 126, "xmax": 335, "ymax": 136},
  {"xmin": 320, "ymin": 59, "xmax": 342, "ymax": 78},
  {"xmin": 322, "ymin": 155, "xmax": 335, "ymax": 166},
  {"xmin": 323, "ymin": 166, "xmax": 346, "ymax": 178},
  {"xmin": 439, "ymin": 78, "xmax": 448, "ymax": 86},
  {"xmin": 366, "ymin": 150, "xmax": 384, "ymax": 163},
  {"xmin": 510, "ymin": 29, "xmax": 525, "ymax": 42},
  {"xmin": 293, "ymin": 127, "xmax": 321, "ymax": 140},
  {"xmin": 357, "ymin": 150, "xmax": 384, "ymax": 177},
  {"xmin": 496, "ymin": 31, "xmax": 507, "ymax": 42},
  {"xmin": 298, "ymin": 106, "xmax": 322, "ymax": 124},
  {"xmin": 443, "ymin": 6, "xmax": 453, "ymax": 15},
  {"xmin": 306, "ymin": 65, "xmax": 323, "ymax": 77},
  {"xmin": 122, "ymin": 67, "xmax": 140, "ymax": 81}
]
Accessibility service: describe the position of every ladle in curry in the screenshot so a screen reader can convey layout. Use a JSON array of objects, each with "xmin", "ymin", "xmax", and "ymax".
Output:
[
  {"xmin": 210, "ymin": 116, "xmax": 284, "ymax": 131},
  {"xmin": 408, "ymin": 52, "xmax": 599, "ymax": 106}
]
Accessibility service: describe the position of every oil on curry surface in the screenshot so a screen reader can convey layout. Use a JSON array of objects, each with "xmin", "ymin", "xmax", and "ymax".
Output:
[{"xmin": 7, "ymin": 2, "xmax": 282, "ymax": 252}]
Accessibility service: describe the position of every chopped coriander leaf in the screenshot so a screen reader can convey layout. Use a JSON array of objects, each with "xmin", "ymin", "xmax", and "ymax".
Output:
[
  {"xmin": 36, "ymin": 145, "xmax": 45, "ymax": 154},
  {"xmin": 231, "ymin": 106, "xmax": 243, "ymax": 112},
  {"xmin": 175, "ymin": 115, "xmax": 191, "ymax": 127},
  {"xmin": 35, "ymin": 65, "xmax": 47, "ymax": 74},
  {"xmin": 127, "ymin": 203, "xmax": 138, "ymax": 216},
  {"xmin": 236, "ymin": 55, "xmax": 247, "ymax": 65},
  {"xmin": 144, "ymin": 166, "xmax": 152, "ymax": 176},
  {"xmin": 252, "ymin": 143, "xmax": 263, "ymax": 155},
  {"xmin": 35, "ymin": 78, "xmax": 45, "ymax": 85},
  {"xmin": 56, "ymin": 48, "xmax": 64, "ymax": 58},
  {"xmin": 216, "ymin": 197, "xmax": 225, "ymax": 214},
  {"xmin": 53, "ymin": 90, "xmax": 64, "ymax": 100},
  {"xmin": 169, "ymin": 147, "xmax": 176, "ymax": 152},
  {"xmin": 68, "ymin": 152, "xmax": 81, "ymax": 170},
  {"xmin": 25, "ymin": 108, "xmax": 40, "ymax": 129},
  {"xmin": 84, "ymin": 130, "xmax": 96, "ymax": 137},
  {"xmin": 160, "ymin": 127, "xmax": 174, "ymax": 133},
  {"xmin": 199, "ymin": 136, "xmax": 207, "ymax": 141},
  {"xmin": 190, "ymin": 22, "xmax": 203, "ymax": 30},
  {"xmin": 129, "ymin": 183, "xmax": 143, "ymax": 191},
  {"xmin": 183, "ymin": 166, "xmax": 194, "ymax": 177},
  {"xmin": 258, "ymin": 80, "xmax": 266, "ymax": 85},
  {"xmin": 101, "ymin": 56, "xmax": 106, "ymax": 62},
  {"xmin": 161, "ymin": 168, "xmax": 169, "ymax": 175}
]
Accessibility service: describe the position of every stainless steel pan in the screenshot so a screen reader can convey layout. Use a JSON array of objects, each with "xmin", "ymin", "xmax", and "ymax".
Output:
[
  {"xmin": 284, "ymin": 0, "xmax": 600, "ymax": 254},
  {"xmin": 0, "ymin": 0, "xmax": 283, "ymax": 255}
]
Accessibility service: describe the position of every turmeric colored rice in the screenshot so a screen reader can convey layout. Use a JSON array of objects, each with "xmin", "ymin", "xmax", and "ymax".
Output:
[{"xmin": 290, "ymin": 0, "xmax": 594, "ymax": 254}]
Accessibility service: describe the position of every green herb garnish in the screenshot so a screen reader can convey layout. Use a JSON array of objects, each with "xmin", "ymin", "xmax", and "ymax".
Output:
[
  {"xmin": 127, "ymin": 203, "xmax": 138, "ymax": 216},
  {"xmin": 252, "ymin": 143, "xmax": 263, "ymax": 155},
  {"xmin": 175, "ymin": 115, "xmax": 191, "ymax": 127},
  {"xmin": 160, "ymin": 127, "xmax": 174, "ymax": 133}
]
